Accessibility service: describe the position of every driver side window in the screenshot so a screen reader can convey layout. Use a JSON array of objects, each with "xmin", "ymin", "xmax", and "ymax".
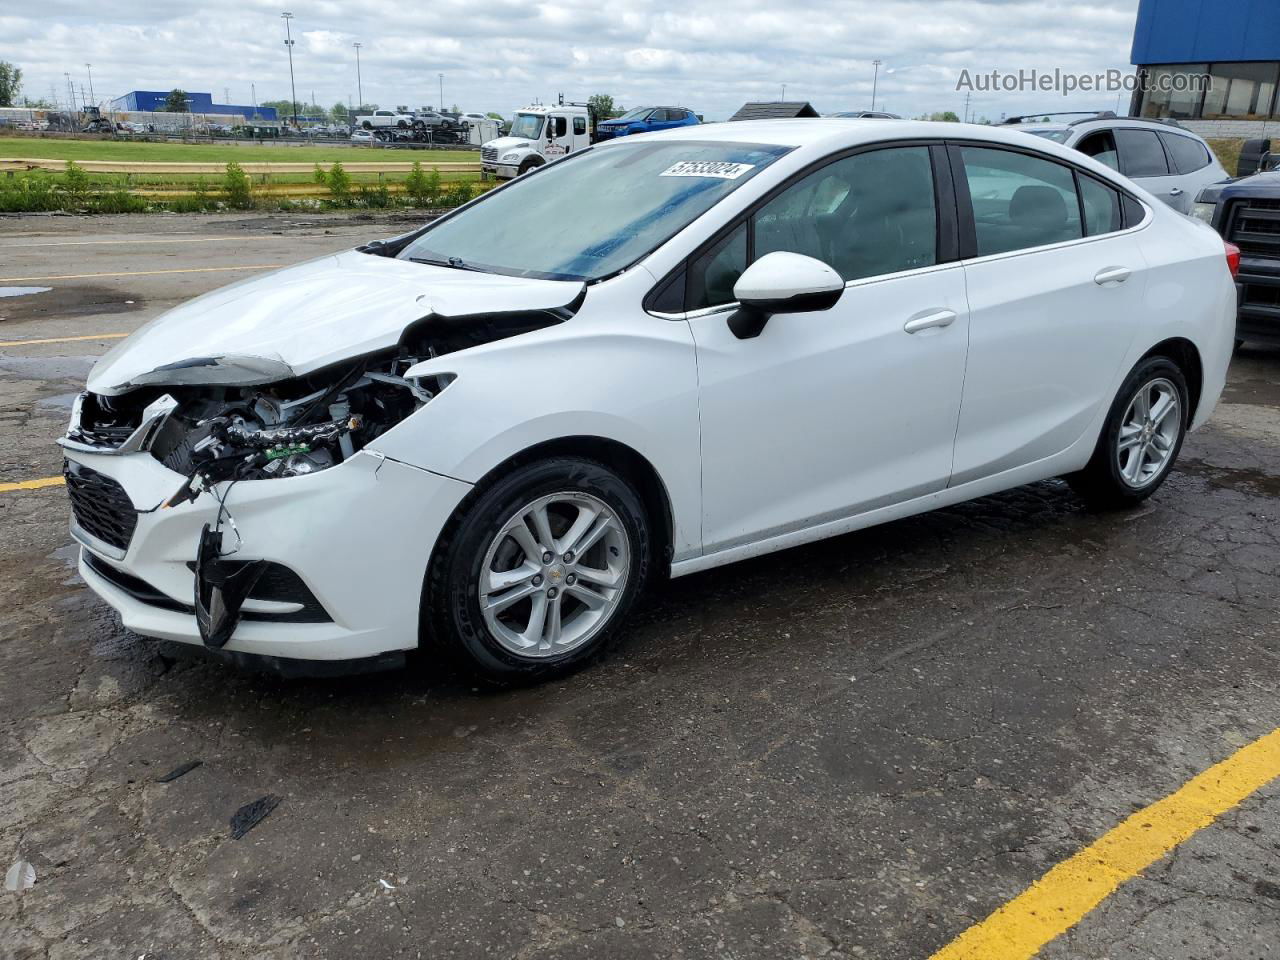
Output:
[{"xmin": 753, "ymin": 146, "xmax": 938, "ymax": 282}]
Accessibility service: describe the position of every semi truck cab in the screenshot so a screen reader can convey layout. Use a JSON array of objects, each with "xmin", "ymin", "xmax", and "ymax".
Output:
[{"xmin": 480, "ymin": 103, "xmax": 593, "ymax": 180}]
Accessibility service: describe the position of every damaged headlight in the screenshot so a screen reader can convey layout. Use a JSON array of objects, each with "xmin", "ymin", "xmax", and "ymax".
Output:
[{"xmin": 151, "ymin": 356, "xmax": 450, "ymax": 508}]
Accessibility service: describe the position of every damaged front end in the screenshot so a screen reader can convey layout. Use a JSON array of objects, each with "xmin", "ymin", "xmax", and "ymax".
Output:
[{"xmin": 62, "ymin": 287, "xmax": 582, "ymax": 650}]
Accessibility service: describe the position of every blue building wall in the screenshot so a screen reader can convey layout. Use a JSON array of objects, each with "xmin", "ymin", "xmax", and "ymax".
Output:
[
  {"xmin": 1131, "ymin": 0, "xmax": 1280, "ymax": 64},
  {"xmin": 109, "ymin": 91, "xmax": 277, "ymax": 120}
]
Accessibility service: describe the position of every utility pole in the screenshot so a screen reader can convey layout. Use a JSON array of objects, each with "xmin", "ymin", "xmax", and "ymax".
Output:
[
  {"xmin": 438, "ymin": 73, "xmax": 444, "ymax": 112},
  {"xmin": 780, "ymin": 83, "xmax": 787, "ymax": 102},
  {"xmin": 871, "ymin": 59, "xmax": 882, "ymax": 111},
  {"xmin": 85, "ymin": 64, "xmax": 95, "ymax": 106},
  {"xmin": 353, "ymin": 42, "xmax": 363, "ymax": 111},
  {"xmin": 281, "ymin": 12, "xmax": 299, "ymax": 129},
  {"xmin": 963, "ymin": 91, "xmax": 971, "ymax": 123}
]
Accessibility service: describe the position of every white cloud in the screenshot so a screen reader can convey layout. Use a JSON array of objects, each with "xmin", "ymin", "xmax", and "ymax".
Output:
[{"xmin": 7, "ymin": 0, "xmax": 1142, "ymax": 121}]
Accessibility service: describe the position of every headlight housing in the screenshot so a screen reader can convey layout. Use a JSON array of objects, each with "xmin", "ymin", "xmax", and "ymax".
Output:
[
  {"xmin": 501, "ymin": 152, "xmax": 521, "ymax": 162},
  {"xmin": 1191, "ymin": 201, "xmax": 1217, "ymax": 225}
]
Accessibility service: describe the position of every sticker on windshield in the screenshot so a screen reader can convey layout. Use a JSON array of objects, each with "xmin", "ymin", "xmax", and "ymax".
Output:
[{"xmin": 660, "ymin": 161, "xmax": 755, "ymax": 180}]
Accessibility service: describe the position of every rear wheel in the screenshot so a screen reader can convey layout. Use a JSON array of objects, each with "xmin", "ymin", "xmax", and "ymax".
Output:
[
  {"xmin": 1069, "ymin": 356, "xmax": 1189, "ymax": 509},
  {"xmin": 426, "ymin": 458, "xmax": 650, "ymax": 684}
]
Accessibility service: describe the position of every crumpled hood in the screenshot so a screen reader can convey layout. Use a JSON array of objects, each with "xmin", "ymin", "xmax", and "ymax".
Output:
[{"xmin": 87, "ymin": 249, "xmax": 583, "ymax": 395}]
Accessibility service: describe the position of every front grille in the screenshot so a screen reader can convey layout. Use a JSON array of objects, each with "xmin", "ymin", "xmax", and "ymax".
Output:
[
  {"xmin": 481, "ymin": 146, "xmax": 497, "ymax": 162},
  {"xmin": 64, "ymin": 460, "xmax": 137, "ymax": 552},
  {"xmin": 1226, "ymin": 199, "xmax": 1280, "ymax": 260}
]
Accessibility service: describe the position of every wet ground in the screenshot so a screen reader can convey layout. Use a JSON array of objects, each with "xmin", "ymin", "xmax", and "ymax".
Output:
[{"xmin": 1, "ymin": 213, "xmax": 1278, "ymax": 959}]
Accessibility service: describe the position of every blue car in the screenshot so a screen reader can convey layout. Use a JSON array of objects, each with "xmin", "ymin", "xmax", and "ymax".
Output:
[{"xmin": 595, "ymin": 106, "xmax": 699, "ymax": 141}]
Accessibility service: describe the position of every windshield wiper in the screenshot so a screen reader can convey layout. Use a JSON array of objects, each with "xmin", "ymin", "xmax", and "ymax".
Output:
[{"xmin": 409, "ymin": 255, "xmax": 486, "ymax": 273}]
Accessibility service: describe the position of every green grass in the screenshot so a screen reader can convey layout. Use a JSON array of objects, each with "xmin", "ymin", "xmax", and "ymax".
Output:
[
  {"xmin": 1206, "ymin": 138, "xmax": 1244, "ymax": 178},
  {"xmin": 0, "ymin": 136, "xmax": 475, "ymax": 165}
]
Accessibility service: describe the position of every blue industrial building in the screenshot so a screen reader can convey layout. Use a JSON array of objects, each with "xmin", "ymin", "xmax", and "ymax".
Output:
[
  {"xmin": 1130, "ymin": 0, "xmax": 1280, "ymax": 125},
  {"xmin": 109, "ymin": 91, "xmax": 277, "ymax": 120}
]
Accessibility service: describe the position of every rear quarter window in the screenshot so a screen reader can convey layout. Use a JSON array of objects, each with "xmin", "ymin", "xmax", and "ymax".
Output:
[{"xmin": 1160, "ymin": 133, "xmax": 1212, "ymax": 174}]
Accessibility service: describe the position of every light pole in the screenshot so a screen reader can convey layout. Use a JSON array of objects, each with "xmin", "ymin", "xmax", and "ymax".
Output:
[
  {"xmin": 85, "ymin": 64, "xmax": 95, "ymax": 106},
  {"xmin": 780, "ymin": 83, "xmax": 787, "ymax": 102},
  {"xmin": 871, "ymin": 59, "xmax": 882, "ymax": 111},
  {"xmin": 353, "ymin": 42, "xmax": 363, "ymax": 112},
  {"xmin": 64, "ymin": 73, "xmax": 74, "ymax": 113},
  {"xmin": 281, "ymin": 12, "xmax": 299, "ymax": 130},
  {"xmin": 438, "ymin": 72, "xmax": 444, "ymax": 112}
]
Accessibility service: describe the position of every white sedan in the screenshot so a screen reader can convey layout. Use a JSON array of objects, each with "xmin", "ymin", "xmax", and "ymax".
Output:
[{"xmin": 61, "ymin": 120, "xmax": 1239, "ymax": 682}]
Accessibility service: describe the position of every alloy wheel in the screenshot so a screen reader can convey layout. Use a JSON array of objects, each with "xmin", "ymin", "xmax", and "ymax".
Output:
[
  {"xmin": 478, "ymin": 492, "xmax": 631, "ymax": 658},
  {"xmin": 1116, "ymin": 377, "xmax": 1181, "ymax": 489}
]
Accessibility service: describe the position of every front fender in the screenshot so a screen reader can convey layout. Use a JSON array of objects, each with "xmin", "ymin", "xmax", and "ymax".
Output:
[{"xmin": 368, "ymin": 315, "xmax": 704, "ymax": 561}]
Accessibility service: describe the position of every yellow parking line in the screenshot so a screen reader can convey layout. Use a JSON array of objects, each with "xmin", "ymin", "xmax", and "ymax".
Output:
[
  {"xmin": 0, "ymin": 476, "xmax": 65, "ymax": 493},
  {"xmin": 0, "ymin": 264, "xmax": 283, "ymax": 283},
  {"xmin": 929, "ymin": 727, "xmax": 1280, "ymax": 960},
  {"xmin": 0, "ymin": 333, "xmax": 129, "ymax": 347}
]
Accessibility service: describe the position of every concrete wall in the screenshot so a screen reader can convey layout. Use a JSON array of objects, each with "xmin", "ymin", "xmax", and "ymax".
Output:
[{"xmin": 1180, "ymin": 118, "xmax": 1279, "ymax": 139}]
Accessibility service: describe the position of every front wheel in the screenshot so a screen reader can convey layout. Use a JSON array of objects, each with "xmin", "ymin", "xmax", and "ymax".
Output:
[
  {"xmin": 1068, "ymin": 356, "xmax": 1189, "ymax": 509},
  {"xmin": 425, "ymin": 458, "xmax": 651, "ymax": 684}
]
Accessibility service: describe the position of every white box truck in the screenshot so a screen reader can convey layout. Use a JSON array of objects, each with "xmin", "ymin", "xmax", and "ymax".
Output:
[{"xmin": 480, "ymin": 102, "xmax": 593, "ymax": 179}]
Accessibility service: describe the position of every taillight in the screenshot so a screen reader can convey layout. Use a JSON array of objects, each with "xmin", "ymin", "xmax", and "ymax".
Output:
[{"xmin": 1225, "ymin": 241, "xmax": 1241, "ymax": 278}]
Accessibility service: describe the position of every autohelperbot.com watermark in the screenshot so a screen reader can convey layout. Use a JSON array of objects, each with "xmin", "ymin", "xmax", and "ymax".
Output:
[{"xmin": 956, "ymin": 68, "xmax": 1208, "ymax": 98}]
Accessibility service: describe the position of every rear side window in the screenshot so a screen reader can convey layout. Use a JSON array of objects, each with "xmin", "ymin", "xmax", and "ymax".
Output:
[
  {"xmin": 1160, "ymin": 133, "xmax": 1211, "ymax": 174},
  {"xmin": 1079, "ymin": 175, "xmax": 1122, "ymax": 236},
  {"xmin": 573, "ymin": 116, "xmax": 586, "ymax": 135},
  {"xmin": 1114, "ymin": 129, "xmax": 1170, "ymax": 177},
  {"xmin": 958, "ymin": 146, "xmax": 1082, "ymax": 256}
]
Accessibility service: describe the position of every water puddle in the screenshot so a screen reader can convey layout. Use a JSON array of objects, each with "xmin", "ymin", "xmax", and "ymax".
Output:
[{"xmin": 0, "ymin": 286, "xmax": 52, "ymax": 299}]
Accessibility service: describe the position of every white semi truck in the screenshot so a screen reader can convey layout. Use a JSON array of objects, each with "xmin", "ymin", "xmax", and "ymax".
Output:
[{"xmin": 480, "ymin": 101, "xmax": 594, "ymax": 179}]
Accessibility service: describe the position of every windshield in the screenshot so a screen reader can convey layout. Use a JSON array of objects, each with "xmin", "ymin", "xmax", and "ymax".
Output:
[
  {"xmin": 399, "ymin": 140, "xmax": 792, "ymax": 281},
  {"xmin": 1022, "ymin": 128, "xmax": 1071, "ymax": 143},
  {"xmin": 509, "ymin": 113, "xmax": 544, "ymax": 139},
  {"xmin": 614, "ymin": 108, "xmax": 652, "ymax": 122}
]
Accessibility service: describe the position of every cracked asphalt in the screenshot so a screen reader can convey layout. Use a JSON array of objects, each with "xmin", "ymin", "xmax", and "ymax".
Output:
[{"xmin": 1, "ymin": 213, "xmax": 1278, "ymax": 959}]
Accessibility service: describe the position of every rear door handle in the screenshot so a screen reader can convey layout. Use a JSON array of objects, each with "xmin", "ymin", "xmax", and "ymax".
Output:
[
  {"xmin": 1168, "ymin": 187, "xmax": 1184, "ymax": 196},
  {"xmin": 1094, "ymin": 266, "xmax": 1132, "ymax": 286},
  {"xmin": 904, "ymin": 309, "xmax": 957, "ymax": 334}
]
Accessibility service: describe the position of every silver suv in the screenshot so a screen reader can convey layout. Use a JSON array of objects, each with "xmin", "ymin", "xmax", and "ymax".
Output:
[{"xmin": 1003, "ymin": 112, "xmax": 1227, "ymax": 214}]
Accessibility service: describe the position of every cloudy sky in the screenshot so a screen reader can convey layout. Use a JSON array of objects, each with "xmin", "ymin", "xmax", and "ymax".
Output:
[{"xmin": 6, "ymin": 0, "xmax": 1142, "ymax": 121}]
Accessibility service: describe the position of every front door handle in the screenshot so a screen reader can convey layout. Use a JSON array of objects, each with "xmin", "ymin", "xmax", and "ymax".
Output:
[
  {"xmin": 904, "ymin": 309, "xmax": 957, "ymax": 334},
  {"xmin": 1094, "ymin": 266, "xmax": 1132, "ymax": 286}
]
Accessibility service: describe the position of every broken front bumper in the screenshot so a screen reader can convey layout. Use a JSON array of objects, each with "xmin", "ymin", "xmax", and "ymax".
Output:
[{"xmin": 66, "ymin": 448, "xmax": 472, "ymax": 662}]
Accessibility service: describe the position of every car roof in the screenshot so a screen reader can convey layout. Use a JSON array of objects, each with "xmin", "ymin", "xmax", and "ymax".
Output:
[
  {"xmin": 602, "ymin": 118, "xmax": 1141, "ymax": 183},
  {"xmin": 619, "ymin": 118, "xmax": 1084, "ymax": 151}
]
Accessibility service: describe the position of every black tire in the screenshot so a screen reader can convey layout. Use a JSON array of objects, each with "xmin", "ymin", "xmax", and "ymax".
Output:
[
  {"xmin": 425, "ymin": 457, "xmax": 652, "ymax": 685},
  {"xmin": 1068, "ymin": 356, "xmax": 1190, "ymax": 510},
  {"xmin": 517, "ymin": 157, "xmax": 543, "ymax": 176},
  {"xmin": 361, "ymin": 120, "xmax": 372, "ymax": 130}
]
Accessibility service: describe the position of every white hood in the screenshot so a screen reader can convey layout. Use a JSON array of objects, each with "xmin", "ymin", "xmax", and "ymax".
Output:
[
  {"xmin": 87, "ymin": 249, "xmax": 583, "ymax": 395},
  {"xmin": 485, "ymin": 137, "xmax": 534, "ymax": 155}
]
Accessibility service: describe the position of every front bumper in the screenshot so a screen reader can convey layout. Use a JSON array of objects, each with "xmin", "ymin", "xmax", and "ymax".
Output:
[
  {"xmin": 67, "ymin": 448, "xmax": 472, "ymax": 662},
  {"xmin": 481, "ymin": 161, "xmax": 519, "ymax": 180}
]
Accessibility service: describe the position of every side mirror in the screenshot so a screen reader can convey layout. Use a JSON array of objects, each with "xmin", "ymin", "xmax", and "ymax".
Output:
[
  {"xmin": 1238, "ymin": 139, "xmax": 1272, "ymax": 178},
  {"xmin": 727, "ymin": 252, "xmax": 844, "ymax": 339}
]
